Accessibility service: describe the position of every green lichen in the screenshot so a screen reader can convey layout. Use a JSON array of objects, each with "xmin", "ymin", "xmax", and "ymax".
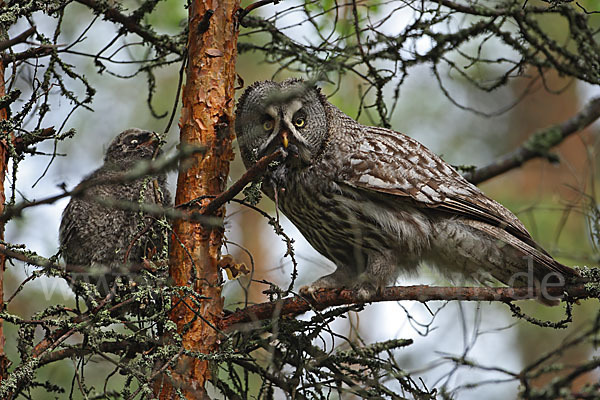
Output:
[
  {"xmin": 575, "ymin": 266, "xmax": 600, "ymax": 298},
  {"xmin": 242, "ymin": 181, "xmax": 262, "ymax": 206},
  {"xmin": 524, "ymin": 126, "xmax": 563, "ymax": 157}
]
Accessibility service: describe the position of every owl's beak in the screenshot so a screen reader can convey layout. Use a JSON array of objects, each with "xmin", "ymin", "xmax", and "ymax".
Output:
[
  {"xmin": 280, "ymin": 130, "xmax": 289, "ymax": 149},
  {"xmin": 141, "ymin": 133, "xmax": 160, "ymax": 148}
]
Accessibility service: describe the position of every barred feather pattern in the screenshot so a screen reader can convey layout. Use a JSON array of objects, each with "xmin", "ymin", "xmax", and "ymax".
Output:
[{"xmin": 236, "ymin": 79, "xmax": 578, "ymax": 301}]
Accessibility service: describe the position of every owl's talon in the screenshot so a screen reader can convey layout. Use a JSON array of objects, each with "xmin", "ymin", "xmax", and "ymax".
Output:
[
  {"xmin": 299, "ymin": 285, "xmax": 327, "ymax": 301},
  {"xmin": 354, "ymin": 287, "xmax": 375, "ymax": 302}
]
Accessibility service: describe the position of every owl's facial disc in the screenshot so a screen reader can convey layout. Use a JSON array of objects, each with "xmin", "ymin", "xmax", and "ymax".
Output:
[
  {"xmin": 123, "ymin": 131, "xmax": 160, "ymax": 157},
  {"xmin": 257, "ymin": 99, "xmax": 311, "ymax": 163},
  {"xmin": 256, "ymin": 105, "xmax": 282, "ymax": 156},
  {"xmin": 105, "ymin": 129, "xmax": 161, "ymax": 165}
]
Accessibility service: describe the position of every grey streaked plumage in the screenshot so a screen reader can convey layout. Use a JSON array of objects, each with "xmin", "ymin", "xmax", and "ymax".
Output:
[
  {"xmin": 59, "ymin": 128, "xmax": 171, "ymax": 298},
  {"xmin": 235, "ymin": 78, "xmax": 578, "ymax": 302}
]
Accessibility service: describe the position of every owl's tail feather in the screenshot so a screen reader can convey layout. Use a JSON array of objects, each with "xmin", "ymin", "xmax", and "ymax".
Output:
[{"xmin": 443, "ymin": 219, "xmax": 580, "ymax": 306}]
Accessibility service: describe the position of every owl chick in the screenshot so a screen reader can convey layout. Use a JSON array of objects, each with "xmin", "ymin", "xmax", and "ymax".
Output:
[
  {"xmin": 235, "ymin": 79, "xmax": 578, "ymax": 303},
  {"xmin": 59, "ymin": 128, "xmax": 171, "ymax": 298}
]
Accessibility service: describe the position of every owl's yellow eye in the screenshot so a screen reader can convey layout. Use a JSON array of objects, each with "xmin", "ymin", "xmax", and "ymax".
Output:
[
  {"xmin": 263, "ymin": 120, "xmax": 274, "ymax": 131},
  {"xmin": 294, "ymin": 117, "xmax": 305, "ymax": 128}
]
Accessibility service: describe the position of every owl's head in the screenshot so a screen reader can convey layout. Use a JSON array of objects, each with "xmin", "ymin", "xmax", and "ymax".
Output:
[
  {"xmin": 235, "ymin": 79, "xmax": 329, "ymax": 168},
  {"xmin": 104, "ymin": 128, "xmax": 162, "ymax": 166}
]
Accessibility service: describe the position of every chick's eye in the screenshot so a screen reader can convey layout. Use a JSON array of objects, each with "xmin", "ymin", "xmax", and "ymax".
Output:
[
  {"xmin": 130, "ymin": 139, "xmax": 139, "ymax": 146},
  {"xmin": 294, "ymin": 117, "xmax": 305, "ymax": 128},
  {"xmin": 263, "ymin": 119, "xmax": 274, "ymax": 131}
]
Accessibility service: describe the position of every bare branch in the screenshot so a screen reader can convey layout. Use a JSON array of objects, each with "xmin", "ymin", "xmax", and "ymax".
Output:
[
  {"xmin": 1, "ymin": 44, "xmax": 56, "ymax": 63},
  {"xmin": 237, "ymin": 0, "xmax": 281, "ymax": 24},
  {"xmin": 0, "ymin": 26, "xmax": 35, "ymax": 52},
  {"xmin": 74, "ymin": 0, "xmax": 183, "ymax": 55},
  {"xmin": 465, "ymin": 97, "xmax": 600, "ymax": 184}
]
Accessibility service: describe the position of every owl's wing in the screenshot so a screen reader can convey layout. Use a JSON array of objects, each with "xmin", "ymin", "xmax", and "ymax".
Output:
[
  {"xmin": 338, "ymin": 126, "xmax": 546, "ymax": 253},
  {"xmin": 59, "ymin": 201, "xmax": 76, "ymax": 243}
]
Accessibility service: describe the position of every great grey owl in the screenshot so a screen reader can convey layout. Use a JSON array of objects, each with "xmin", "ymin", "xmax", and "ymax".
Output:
[
  {"xmin": 59, "ymin": 128, "xmax": 171, "ymax": 298},
  {"xmin": 235, "ymin": 78, "xmax": 578, "ymax": 303}
]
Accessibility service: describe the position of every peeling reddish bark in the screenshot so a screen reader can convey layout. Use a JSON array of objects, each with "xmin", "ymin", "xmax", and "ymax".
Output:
[{"xmin": 153, "ymin": 0, "xmax": 240, "ymax": 398}]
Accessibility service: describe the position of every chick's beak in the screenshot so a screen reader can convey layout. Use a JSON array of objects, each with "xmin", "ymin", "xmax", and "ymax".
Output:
[{"xmin": 141, "ymin": 133, "xmax": 160, "ymax": 148}]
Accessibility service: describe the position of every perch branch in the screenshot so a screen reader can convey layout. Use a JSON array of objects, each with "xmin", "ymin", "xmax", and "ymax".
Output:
[
  {"xmin": 465, "ymin": 97, "xmax": 600, "ymax": 184},
  {"xmin": 219, "ymin": 284, "xmax": 592, "ymax": 330}
]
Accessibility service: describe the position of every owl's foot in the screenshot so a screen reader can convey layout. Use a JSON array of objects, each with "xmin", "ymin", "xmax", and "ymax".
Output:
[
  {"xmin": 298, "ymin": 284, "xmax": 327, "ymax": 300},
  {"xmin": 297, "ymin": 268, "xmax": 385, "ymax": 302},
  {"xmin": 352, "ymin": 282, "xmax": 380, "ymax": 302},
  {"xmin": 298, "ymin": 272, "xmax": 382, "ymax": 302},
  {"xmin": 298, "ymin": 271, "xmax": 348, "ymax": 300},
  {"xmin": 298, "ymin": 282, "xmax": 381, "ymax": 302}
]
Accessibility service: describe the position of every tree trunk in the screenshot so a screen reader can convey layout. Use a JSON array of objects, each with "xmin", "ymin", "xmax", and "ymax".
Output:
[{"xmin": 153, "ymin": 0, "xmax": 239, "ymax": 398}]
